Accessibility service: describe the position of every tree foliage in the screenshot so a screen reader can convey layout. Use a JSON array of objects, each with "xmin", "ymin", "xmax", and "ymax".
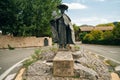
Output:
[
  {"xmin": 79, "ymin": 32, "xmax": 87, "ymax": 40},
  {"xmin": 73, "ymin": 24, "xmax": 80, "ymax": 41},
  {"xmin": 112, "ymin": 22, "xmax": 120, "ymax": 39},
  {"xmin": 0, "ymin": 0, "xmax": 61, "ymax": 36},
  {"xmin": 82, "ymin": 28, "xmax": 120, "ymax": 45},
  {"xmin": 90, "ymin": 30, "xmax": 103, "ymax": 41},
  {"xmin": 83, "ymin": 34, "xmax": 94, "ymax": 42},
  {"xmin": 0, "ymin": 0, "xmax": 18, "ymax": 35},
  {"xmin": 103, "ymin": 31, "xmax": 113, "ymax": 40},
  {"xmin": 96, "ymin": 23, "xmax": 115, "ymax": 27},
  {"xmin": 81, "ymin": 22, "xmax": 120, "ymax": 45}
]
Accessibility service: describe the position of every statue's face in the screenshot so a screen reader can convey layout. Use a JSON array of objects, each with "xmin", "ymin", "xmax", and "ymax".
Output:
[{"xmin": 61, "ymin": 9, "xmax": 65, "ymax": 14}]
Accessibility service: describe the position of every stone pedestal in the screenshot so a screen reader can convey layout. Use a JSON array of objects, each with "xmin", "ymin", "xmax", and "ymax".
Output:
[{"xmin": 53, "ymin": 51, "xmax": 74, "ymax": 77}]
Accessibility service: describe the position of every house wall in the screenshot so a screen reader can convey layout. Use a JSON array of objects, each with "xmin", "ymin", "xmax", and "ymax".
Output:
[{"xmin": 0, "ymin": 35, "xmax": 52, "ymax": 48}]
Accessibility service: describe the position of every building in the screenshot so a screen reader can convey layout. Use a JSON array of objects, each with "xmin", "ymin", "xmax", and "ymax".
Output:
[{"xmin": 80, "ymin": 26, "xmax": 113, "ymax": 33}]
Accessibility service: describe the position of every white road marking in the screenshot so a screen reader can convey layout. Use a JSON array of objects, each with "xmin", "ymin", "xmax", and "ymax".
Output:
[
  {"xmin": 16, "ymin": 63, "xmax": 23, "ymax": 68},
  {"xmin": 0, "ymin": 58, "xmax": 28, "ymax": 80},
  {"xmin": 5, "ymin": 73, "xmax": 16, "ymax": 80}
]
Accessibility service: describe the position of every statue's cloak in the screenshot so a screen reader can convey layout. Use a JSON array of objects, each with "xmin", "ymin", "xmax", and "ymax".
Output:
[{"xmin": 50, "ymin": 13, "xmax": 75, "ymax": 45}]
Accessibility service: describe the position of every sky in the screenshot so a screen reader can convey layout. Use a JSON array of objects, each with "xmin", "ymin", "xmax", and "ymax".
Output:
[{"xmin": 62, "ymin": 0, "xmax": 120, "ymax": 26}]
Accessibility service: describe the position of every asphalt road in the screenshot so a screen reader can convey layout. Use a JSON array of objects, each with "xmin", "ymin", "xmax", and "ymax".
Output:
[
  {"xmin": 0, "ymin": 47, "xmax": 38, "ymax": 75},
  {"xmin": 80, "ymin": 44, "xmax": 120, "ymax": 63}
]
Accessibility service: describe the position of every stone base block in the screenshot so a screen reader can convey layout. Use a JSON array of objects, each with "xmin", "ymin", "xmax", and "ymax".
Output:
[{"xmin": 53, "ymin": 51, "xmax": 74, "ymax": 77}]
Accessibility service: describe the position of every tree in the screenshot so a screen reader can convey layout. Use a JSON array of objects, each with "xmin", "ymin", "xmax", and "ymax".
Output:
[
  {"xmin": 96, "ymin": 23, "xmax": 115, "ymax": 27},
  {"xmin": 73, "ymin": 24, "xmax": 80, "ymax": 41},
  {"xmin": 0, "ymin": 0, "xmax": 61, "ymax": 36},
  {"xmin": 0, "ymin": 0, "xmax": 29, "ymax": 36},
  {"xmin": 83, "ymin": 34, "xmax": 94, "ymax": 43},
  {"xmin": 19, "ymin": 0, "xmax": 61, "ymax": 37},
  {"xmin": 90, "ymin": 30, "xmax": 103, "ymax": 41},
  {"xmin": 0, "ymin": 0, "xmax": 17, "ymax": 35},
  {"xmin": 112, "ymin": 22, "xmax": 120, "ymax": 39},
  {"xmin": 103, "ymin": 31, "xmax": 113, "ymax": 40},
  {"xmin": 79, "ymin": 32, "xmax": 87, "ymax": 40}
]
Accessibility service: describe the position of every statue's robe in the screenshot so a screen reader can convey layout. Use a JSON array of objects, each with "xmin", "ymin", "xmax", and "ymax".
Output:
[{"xmin": 50, "ymin": 13, "xmax": 75, "ymax": 46}]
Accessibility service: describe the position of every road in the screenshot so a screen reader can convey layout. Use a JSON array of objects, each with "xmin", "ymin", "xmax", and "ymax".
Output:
[
  {"xmin": 0, "ymin": 47, "xmax": 38, "ymax": 75},
  {"xmin": 0, "ymin": 44, "xmax": 120, "ymax": 76},
  {"xmin": 80, "ymin": 44, "xmax": 120, "ymax": 63}
]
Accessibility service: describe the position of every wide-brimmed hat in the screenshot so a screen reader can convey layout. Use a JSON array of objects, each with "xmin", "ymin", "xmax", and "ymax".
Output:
[{"xmin": 57, "ymin": 4, "xmax": 68, "ymax": 10}]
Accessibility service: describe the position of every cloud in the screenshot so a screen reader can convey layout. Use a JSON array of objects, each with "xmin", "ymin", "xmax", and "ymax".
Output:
[
  {"xmin": 63, "ymin": 3, "xmax": 87, "ymax": 9},
  {"xmin": 71, "ymin": 17, "xmax": 109, "ymax": 25},
  {"xmin": 79, "ymin": 17, "xmax": 98, "ymax": 22},
  {"xmin": 79, "ymin": 17, "xmax": 108, "ymax": 23}
]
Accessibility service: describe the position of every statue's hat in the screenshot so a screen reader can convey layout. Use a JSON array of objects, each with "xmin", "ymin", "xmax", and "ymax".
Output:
[{"xmin": 57, "ymin": 4, "xmax": 68, "ymax": 10}]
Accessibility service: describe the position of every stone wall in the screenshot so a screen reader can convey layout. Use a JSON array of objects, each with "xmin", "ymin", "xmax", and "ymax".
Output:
[{"xmin": 0, "ymin": 35, "xmax": 52, "ymax": 48}]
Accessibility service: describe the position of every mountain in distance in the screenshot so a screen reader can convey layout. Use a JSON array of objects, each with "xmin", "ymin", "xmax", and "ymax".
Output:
[
  {"xmin": 79, "ymin": 21, "xmax": 120, "ymax": 27},
  {"xmin": 96, "ymin": 21, "xmax": 120, "ymax": 27},
  {"xmin": 113, "ymin": 21, "xmax": 120, "ymax": 26},
  {"xmin": 80, "ymin": 24, "xmax": 94, "ymax": 27}
]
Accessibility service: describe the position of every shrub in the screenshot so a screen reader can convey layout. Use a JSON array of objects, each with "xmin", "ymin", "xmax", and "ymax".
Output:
[
  {"xmin": 90, "ymin": 30, "xmax": 103, "ymax": 41},
  {"xmin": 112, "ymin": 22, "xmax": 120, "ymax": 39},
  {"xmin": 74, "ymin": 45, "xmax": 80, "ymax": 51},
  {"xmin": 23, "ymin": 49, "xmax": 42, "ymax": 68},
  {"xmin": 23, "ymin": 59, "xmax": 34, "ymax": 68},
  {"xmin": 81, "ymin": 23, "xmax": 120, "ymax": 45},
  {"xmin": 83, "ymin": 34, "xmax": 94, "ymax": 43},
  {"xmin": 31, "ymin": 49, "xmax": 42, "ymax": 61},
  {"xmin": 103, "ymin": 31, "xmax": 114, "ymax": 40},
  {"xmin": 79, "ymin": 32, "xmax": 87, "ymax": 40}
]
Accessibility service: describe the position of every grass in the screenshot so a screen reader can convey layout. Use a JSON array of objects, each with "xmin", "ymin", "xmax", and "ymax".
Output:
[
  {"xmin": 74, "ymin": 45, "xmax": 80, "ymax": 51},
  {"xmin": 23, "ymin": 49, "xmax": 42, "ymax": 68},
  {"xmin": 23, "ymin": 59, "xmax": 34, "ymax": 68},
  {"xmin": 50, "ymin": 46, "xmax": 58, "ymax": 54}
]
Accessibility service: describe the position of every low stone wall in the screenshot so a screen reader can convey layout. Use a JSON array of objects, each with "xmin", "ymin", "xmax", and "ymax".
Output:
[{"xmin": 0, "ymin": 35, "xmax": 52, "ymax": 48}]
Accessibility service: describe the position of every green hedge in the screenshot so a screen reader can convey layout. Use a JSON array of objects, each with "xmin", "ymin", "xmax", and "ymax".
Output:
[{"xmin": 82, "ymin": 39, "xmax": 120, "ymax": 45}]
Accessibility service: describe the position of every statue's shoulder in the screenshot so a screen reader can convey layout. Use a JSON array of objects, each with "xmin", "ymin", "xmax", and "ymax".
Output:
[
  {"xmin": 63, "ymin": 14, "xmax": 71, "ymax": 21},
  {"xmin": 55, "ymin": 15, "xmax": 61, "ymax": 19},
  {"xmin": 56, "ymin": 15, "xmax": 63, "ymax": 21}
]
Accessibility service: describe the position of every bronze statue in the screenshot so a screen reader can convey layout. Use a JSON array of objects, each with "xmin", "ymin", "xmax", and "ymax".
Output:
[{"xmin": 50, "ymin": 4, "xmax": 75, "ymax": 49}]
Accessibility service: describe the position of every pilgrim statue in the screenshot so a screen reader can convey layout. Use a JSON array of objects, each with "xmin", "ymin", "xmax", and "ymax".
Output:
[{"xmin": 50, "ymin": 4, "xmax": 75, "ymax": 48}]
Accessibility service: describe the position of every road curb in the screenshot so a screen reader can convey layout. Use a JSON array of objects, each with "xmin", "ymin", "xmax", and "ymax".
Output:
[
  {"xmin": 87, "ymin": 49, "xmax": 120, "ymax": 64},
  {"xmin": 0, "ymin": 58, "xmax": 28, "ymax": 80},
  {"xmin": 95, "ymin": 53, "xmax": 120, "ymax": 64}
]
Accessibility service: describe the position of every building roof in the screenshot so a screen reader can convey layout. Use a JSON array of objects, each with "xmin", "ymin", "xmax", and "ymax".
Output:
[
  {"xmin": 94, "ymin": 26, "xmax": 113, "ymax": 31},
  {"xmin": 80, "ymin": 27, "xmax": 94, "ymax": 31},
  {"xmin": 80, "ymin": 26, "xmax": 113, "ymax": 31}
]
